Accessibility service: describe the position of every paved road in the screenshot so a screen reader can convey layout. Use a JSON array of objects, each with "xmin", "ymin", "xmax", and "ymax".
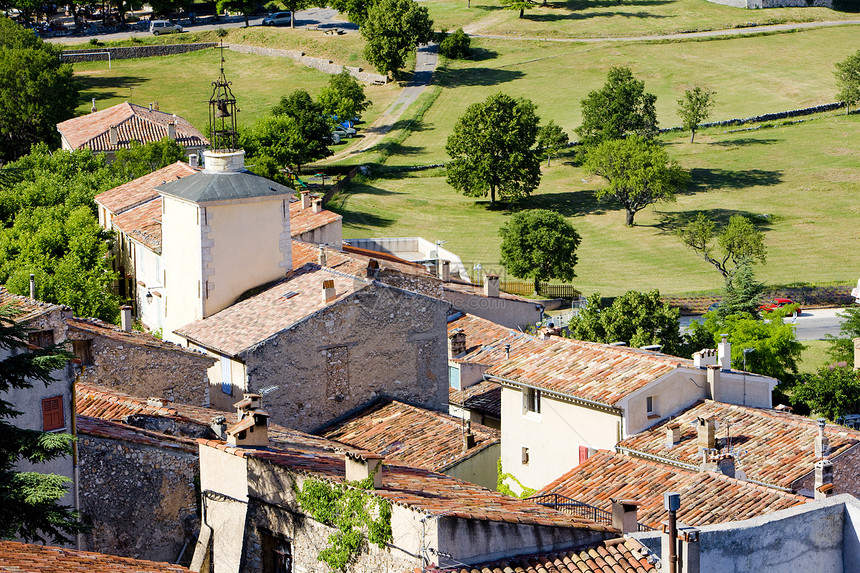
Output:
[{"xmin": 680, "ymin": 307, "xmax": 847, "ymax": 341}]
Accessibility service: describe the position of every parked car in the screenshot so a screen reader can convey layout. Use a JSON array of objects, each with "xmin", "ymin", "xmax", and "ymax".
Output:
[
  {"xmin": 150, "ymin": 20, "xmax": 182, "ymax": 34},
  {"xmin": 262, "ymin": 11, "xmax": 291, "ymax": 26},
  {"xmin": 759, "ymin": 298, "xmax": 801, "ymax": 314}
]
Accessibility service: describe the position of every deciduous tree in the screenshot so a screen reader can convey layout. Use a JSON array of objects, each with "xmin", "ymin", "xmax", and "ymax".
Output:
[
  {"xmin": 500, "ymin": 0, "xmax": 535, "ymax": 18},
  {"xmin": 576, "ymin": 67, "xmax": 658, "ymax": 147},
  {"xmin": 317, "ymin": 70, "xmax": 371, "ymax": 123},
  {"xmin": 835, "ymin": 49, "xmax": 860, "ymax": 115},
  {"xmin": 439, "ymin": 28, "xmax": 471, "ymax": 59},
  {"xmin": 499, "ymin": 209, "xmax": 580, "ymax": 296},
  {"xmin": 585, "ymin": 135, "xmax": 688, "ymax": 226},
  {"xmin": 361, "ymin": 0, "xmax": 434, "ymax": 76},
  {"xmin": 825, "ymin": 306, "xmax": 860, "ymax": 363},
  {"xmin": 536, "ymin": 120, "xmax": 568, "ymax": 166},
  {"xmin": 677, "ymin": 86, "xmax": 715, "ymax": 143},
  {"xmin": 677, "ymin": 213, "xmax": 767, "ymax": 279},
  {"xmin": 328, "ymin": 0, "xmax": 374, "ymax": 25},
  {"xmin": 446, "ymin": 93, "xmax": 541, "ymax": 207},
  {"xmin": 271, "ymin": 89, "xmax": 333, "ymax": 169},
  {"xmin": 791, "ymin": 363, "xmax": 860, "ymax": 420}
]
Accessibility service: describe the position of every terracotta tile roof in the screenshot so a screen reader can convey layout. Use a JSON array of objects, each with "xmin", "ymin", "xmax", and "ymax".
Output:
[
  {"xmin": 617, "ymin": 400, "xmax": 860, "ymax": 490},
  {"xmin": 0, "ymin": 539, "xmax": 191, "ymax": 572},
  {"xmin": 111, "ymin": 198, "xmax": 164, "ymax": 251},
  {"xmin": 292, "ymin": 240, "xmax": 433, "ymax": 278},
  {"xmin": 449, "ymin": 380, "xmax": 502, "ymax": 418},
  {"xmin": 198, "ymin": 437, "xmax": 614, "ymax": 531},
  {"xmin": 77, "ymin": 415, "xmax": 198, "ymax": 452},
  {"xmin": 0, "ymin": 286, "xmax": 61, "ymax": 323},
  {"xmin": 57, "ymin": 102, "xmax": 207, "ymax": 152},
  {"xmin": 174, "ymin": 263, "xmax": 371, "ymax": 357},
  {"xmin": 427, "ymin": 538, "xmax": 657, "ymax": 573},
  {"xmin": 95, "ymin": 161, "xmax": 197, "ymax": 215},
  {"xmin": 442, "ymin": 280, "xmax": 537, "ymax": 304},
  {"xmin": 289, "ymin": 199, "xmax": 342, "ymax": 237},
  {"xmin": 316, "ymin": 398, "xmax": 500, "ymax": 472},
  {"xmin": 67, "ymin": 317, "xmax": 211, "ymax": 359},
  {"xmin": 448, "ymin": 313, "xmax": 688, "ymax": 407},
  {"xmin": 537, "ymin": 451, "xmax": 809, "ymax": 529}
]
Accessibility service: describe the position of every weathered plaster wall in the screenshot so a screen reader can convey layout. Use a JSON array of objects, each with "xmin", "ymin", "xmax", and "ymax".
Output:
[
  {"xmin": 444, "ymin": 443, "xmax": 500, "ymax": 491},
  {"xmin": 78, "ymin": 432, "xmax": 199, "ymax": 564},
  {"xmin": 238, "ymin": 285, "xmax": 450, "ymax": 432}
]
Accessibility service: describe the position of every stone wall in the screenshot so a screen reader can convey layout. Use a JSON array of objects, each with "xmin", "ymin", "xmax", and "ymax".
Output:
[
  {"xmin": 60, "ymin": 43, "xmax": 216, "ymax": 63},
  {"xmin": 227, "ymin": 44, "xmax": 389, "ymax": 85},
  {"xmin": 78, "ymin": 428, "xmax": 199, "ymax": 564},
  {"xmin": 793, "ymin": 444, "xmax": 860, "ymax": 498}
]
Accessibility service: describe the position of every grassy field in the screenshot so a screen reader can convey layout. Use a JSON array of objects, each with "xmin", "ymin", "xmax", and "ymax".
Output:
[
  {"xmin": 425, "ymin": 0, "xmax": 856, "ymax": 39},
  {"xmin": 332, "ymin": 112, "xmax": 860, "ymax": 296},
  {"xmin": 798, "ymin": 340, "xmax": 832, "ymax": 374},
  {"xmin": 72, "ymin": 45, "xmax": 399, "ymax": 135},
  {"xmin": 386, "ymin": 26, "xmax": 860, "ymax": 166}
]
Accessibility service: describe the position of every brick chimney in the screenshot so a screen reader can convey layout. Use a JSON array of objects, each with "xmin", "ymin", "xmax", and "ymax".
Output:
[
  {"xmin": 109, "ymin": 125, "xmax": 118, "ymax": 146},
  {"xmin": 718, "ymin": 334, "xmax": 731, "ymax": 370},
  {"xmin": 322, "ymin": 279, "xmax": 336, "ymax": 303},
  {"xmin": 345, "ymin": 451, "xmax": 383, "ymax": 488},
  {"xmin": 666, "ymin": 422, "xmax": 681, "ymax": 447},
  {"xmin": 300, "ymin": 191, "xmax": 312, "ymax": 210},
  {"xmin": 226, "ymin": 393, "xmax": 269, "ymax": 448},
  {"xmin": 448, "ymin": 328, "xmax": 466, "ymax": 358},
  {"xmin": 693, "ymin": 348, "xmax": 717, "ymax": 367},
  {"xmin": 815, "ymin": 418, "xmax": 830, "ymax": 459},
  {"xmin": 697, "ymin": 417, "xmax": 716, "ymax": 451},
  {"xmin": 611, "ymin": 499, "xmax": 639, "ymax": 534},
  {"xmin": 814, "ymin": 459, "xmax": 834, "ymax": 500},
  {"xmin": 707, "ymin": 365, "xmax": 722, "ymax": 402},
  {"xmin": 167, "ymin": 120, "xmax": 176, "ymax": 141},
  {"xmin": 312, "ymin": 198, "xmax": 323, "ymax": 213},
  {"xmin": 483, "ymin": 274, "xmax": 499, "ymax": 298},
  {"xmin": 120, "ymin": 305, "xmax": 133, "ymax": 332},
  {"xmin": 439, "ymin": 260, "xmax": 450, "ymax": 282}
]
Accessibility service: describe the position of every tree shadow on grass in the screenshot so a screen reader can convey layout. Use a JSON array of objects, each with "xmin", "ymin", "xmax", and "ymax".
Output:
[
  {"xmin": 708, "ymin": 138, "xmax": 779, "ymax": 147},
  {"xmin": 524, "ymin": 9, "xmax": 670, "ymax": 21},
  {"xmin": 685, "ymin": 168, "xmax": 783, "ymax": 194},
  {"xmin": 558, "ymin": 0, "xmax": 674, "ymax": 10},
  {"xmin": 522, "ymin": 188, "xmax": 609, "ymax": 217},
  {"xmin": 653, "ymin": 208, "xmax": 774, "ymax": 234},
  {"xmin": 439, "ymin": 67, "xmax": 525, "ymax": 88},
  {"xmin": 76, "ymin": 74, "xmax": 147, "ymax": 104},
  {"xmin": 462, "ymin": 47, "xmax": 499, "ymax": 62}
]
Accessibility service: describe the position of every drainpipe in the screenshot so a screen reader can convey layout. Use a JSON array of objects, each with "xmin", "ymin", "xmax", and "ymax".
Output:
[
  {"xmin": 72, "ymin": 365, "xmax": 83, "ymax": 550},
  {"xmin": 665, "ymin": 492, "xmax": 680, "ymax": 573}
]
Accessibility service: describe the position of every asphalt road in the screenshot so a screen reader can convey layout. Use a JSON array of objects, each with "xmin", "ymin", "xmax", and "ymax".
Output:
[{"xmin": 680, "ymin": 307, "xmax": 848, "ymax": 342}]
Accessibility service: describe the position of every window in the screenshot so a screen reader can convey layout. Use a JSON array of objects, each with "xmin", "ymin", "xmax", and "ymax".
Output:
[
  {"xmin": 28, "ymin": 329, "xmax": 54, "ymax": 348},
  {"xmin": 261, "ymin": 531, "xmax": 292, "ymax": 573},
  {"xmin": 646, "ymin": 395, "xmax": 659, "ymax": 418},
  {"xmin": 72, "ymin": 340, "xmax": 94, "ymax": 366},
  {"xmin": 521, "ymin": 446, "xmax": 530, "ymax": 465},
  {"xmin": 448, "ymin": 365, "xmax": 461, "ymax": 390},
  {"xmin": 42, "ymin": 396, "xmax": 64, "ymax": 431},
  {"xmin": 221, "ymin": 356, "xmax": 232, "ymax": 395},
  {"xmin": 523, "ymin": 387, "xmax": 541, "ymax": 415}
]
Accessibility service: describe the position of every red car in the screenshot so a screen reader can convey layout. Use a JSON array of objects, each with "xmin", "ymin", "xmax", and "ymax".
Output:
[{"xmin": 759, "ymin": 298, "xmax": 801, "ymax": 314}]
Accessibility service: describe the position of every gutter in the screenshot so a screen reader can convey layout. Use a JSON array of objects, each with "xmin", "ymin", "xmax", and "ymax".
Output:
[{"xmin": 487, "ymin": 374, "xmax": 623, "ymax": 416}]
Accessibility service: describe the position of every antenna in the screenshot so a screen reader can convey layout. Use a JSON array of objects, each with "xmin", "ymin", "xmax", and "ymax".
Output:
[{"xmin": 259, "ymin": 384, "xmax": 279, "ymax": 396}]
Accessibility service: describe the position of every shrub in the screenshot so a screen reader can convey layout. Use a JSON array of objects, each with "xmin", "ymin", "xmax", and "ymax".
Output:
[{"xmin": 440, "ymin": 28, "xmax": 471, "ymax": 59}]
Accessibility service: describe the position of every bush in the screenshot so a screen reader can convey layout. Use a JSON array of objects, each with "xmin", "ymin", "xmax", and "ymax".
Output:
[
  {"xmin": 88, "ymin": 37, "xmax": 99, "ymax": 45},
  {"xmin": 439, "ymin": 28, "xmax": 471, "ymax": 60}
]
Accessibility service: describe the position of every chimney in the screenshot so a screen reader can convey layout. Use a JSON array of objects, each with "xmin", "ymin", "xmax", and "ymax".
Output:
[
  {"xmin": 147, "ymin": 397, "xmax": 169, "ymax": 408},
  {"xmin": 366, "ymin": 258, "xmax": 380, "ymax": 278},
  {"xmin": 483, "ymin": 274, "xmax": 499, "ymax": 298},
  {"xmin": 189, "ymin": 154, "xmax": 199, "ymax": 168},
  {"xmin": 611, "ymin": 499, "xmax": 639, "ymax": 534},
  {"xmin": 300, "ymin": 191, "xmax": 312, "ymax": 210},
  {"xmin": 226, "ymin": 393, "xmax": 269, "ymax": 448},
  {"xmin": 718, "ymin": 334, "xmax": 731, "ymax": 370},
  {"xmin": 91, "ymin": 98, "xmax": 97, "ymax": 113},
  {"xmin": 693, "ymin": 348, "xmax": 717, "ymax": 368},
  {"xmin": 345, "ymin": 451, "xmax": 383, "ymax": 488},
  {"xmin": 854, "ymin": 337, "xmax": 860, "ymax": 370},
  {"xmin": 148, "ymin": 102, "xmax": 153, "ymax": 112},
  {"xmin": 717, "ymin": 453, "xmax": 735, "ymax": 478},
  {"xmin": 666, "ymin": 422, "xmax": 681, "ymax": 447},
  {"xmin": 210, "ymin": 415, "xmax": 227, "ymax": 439},
  {"xmin": 318, "ymin": 246, "xmax": 327, "ymax": 267},
  {"xmin": 167, "ymin": 121, "xmax": 176, "ymax": 140},
  {"xmin": 439, "ymin": 260, "xmax": 450, "ymax": 282},
  {"xmin": 504, "ymin": 343, "xmax": 511, "ymax": 360},
  {"xmin": 706, "ymin": 365, "xmax": 722, "ymax": 402},
  {"xmin": 448, "ymin": 328, "xmax": 466, "ymax": 358},
  {"xmin": 109, "ymin": 125, "xmax": 118, "ymax": 146},
  {"xmin": 29, "ymin": 273, "xmax": 35, "ymax": 299},
  {"xmin": 814, "ymin": 459, "xmax": 834, "ymax": 500},
  {"xmin": 120, "ymin": 305, "xmax": 133, "ymax": 332},
  {"xmin": 322, "ymin": 279, "xmax": 336, "ymax": 303},
  {"xmin": 815, "ymin": 418, "xmax": 830, "ymax": 459},
  {"xmin": 312, "ymin": 198, "xmax": 323, "ymax": 213},
  {"xmin": 697, "ymin": 417, "xmax": 716, "ymax": 451},
  {"xmin": 462, "ymin": 420, "xmax": 476, "ymax": 451}
]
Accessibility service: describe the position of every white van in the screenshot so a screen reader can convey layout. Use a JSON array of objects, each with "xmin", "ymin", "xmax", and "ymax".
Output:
[{"xmin": 150, "ymin": 20, "xmax": 182, "ymax": 35}]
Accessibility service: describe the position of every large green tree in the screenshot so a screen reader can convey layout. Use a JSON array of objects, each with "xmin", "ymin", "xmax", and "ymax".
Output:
[
  {"xmin": 719, "ymin": 259, "xmax": 765, "ymax": 317},
  {"xmin": 537, "ymin": 120, "xmax": 569, "ymax": 167},
  {"xmin": 585, "ymin": 135, "xmax": 689, "ymax": 226},
  {"xmin": 361, "ymin": 0, "xmax": 434, "ymax": 76},
  {"xmin": 677, "ymin": 213, "xmax": 767, "ymax": 280},
  {"xmin": 328, "ymin": 0, "xmax": 374, "ymax": 25},
  {"xmin": 499, "ymin": 209, "xmax": 580, "ymax": 296},
  {"xmin": 825, "ymin": 306, "xmax": 860, "ymax": 363},
  {"xmin": 271, "ymin": 89, "xmax": 333, "ymax": 169},
  {"xmin": 446, "ymin": 93, "xmax": 541, "ymax": 207},
  {"xmin": 0, "ymin": 18, "xmax": 78, "ymax": 163},
  {"xmin": 576, "ymin": 67, "xmax": 658, "ymax": 147},
  {"xmin": 791, "ymin": 363, "xmax": 860, "ymax": 421},
  {"xmin": 676, "ymin": 86, "xmax": 715, "ymax": 143},
  {"xmin": 835, "ymin": 49, "xmax": 860, "ymax": 115},
  {"xmin": 0, "ymin": 305, "xmax": 86, "ymax": 544},
  {"xmin": 317, "ymin": 70, "xmax": 371, "ymax": 123},
  {"xmin": 242, "ymin": 114, "xmax": 305, "ymax": 176}
]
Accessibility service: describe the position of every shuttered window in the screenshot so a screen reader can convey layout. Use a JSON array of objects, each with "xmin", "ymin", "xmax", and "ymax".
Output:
[{"xmin": 42, "ymin": 396, "xmax": 64, "ymax": 431}]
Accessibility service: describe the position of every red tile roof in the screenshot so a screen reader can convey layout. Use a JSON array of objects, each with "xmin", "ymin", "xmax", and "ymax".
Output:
[
  {"xmin": 426, "ymin": 538, "xmax": 657, "ymax": 573},
  {"xmin": 618, "ymin": 400, "xmax": 860, "ymax": 490},
  {"xmin": 198, "ymin": 437, "xmax": 614, "ymax": 531},
  {"xmin": 442, "ymin": 280, "xmax": 537, "ymax": 304},
  {"xmin": 448, "ymin": 313, "xmax": 688, "ymax": 406},
  {"xmin": 292, "ymin": 240, "xmax": 433, "ymax": 278},
  {"xmin": 537, "ymin": 451, "xmax": 809, "ymax": 529},
  {"xmin": 449, "ymin": 380, "xmax": 502, "ymax": 419},
  {"xmin": 111, "ymin": 199, "xmax": 164, "ymax": 251},
  {"xmin": 95, "ymin": 161, "xmax": 197, "ymax": 216},
  {"xmin": 174, "ymin": 263, "xmax": 371, "ymax": 357},
  {"xmin": 0, "ymin": 540, "xmax": 190, "ymax": 572},
  {"xmin": 289, "ymin": 199, "xmax": 342, "ymax": 237},
  {"xmin": 317, "ymin": 399, "xmax": 500, "ymax": 472},
  {"xmin": 68, "ymin": 317, "xmax": 210, "ymax": 358},
  {"xmin": 0, "ymin": 286, "xmax": 61, "ymax": 323},
  {"xmin": 57, "ymin": 102, "xmax": 207, "ymax": 152}
]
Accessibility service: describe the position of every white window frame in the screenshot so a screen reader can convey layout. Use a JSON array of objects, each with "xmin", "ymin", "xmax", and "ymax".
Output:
[{"xmin": 522, "ymin": 387, "xmax": 541, "ymax": 416}]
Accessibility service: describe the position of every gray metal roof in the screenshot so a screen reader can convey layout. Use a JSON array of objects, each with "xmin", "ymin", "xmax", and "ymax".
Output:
[{"xmin": 156, "ymin": 171, "xmax": 293, "ymax": 203}]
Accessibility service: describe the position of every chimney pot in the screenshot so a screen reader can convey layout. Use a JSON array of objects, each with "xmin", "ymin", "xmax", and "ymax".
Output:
[
  {"xmin": 189, "ymin": 154, "xmax": 199, "ymax": 168},
  {"xmin": 91, "ymin": 98, "xmax": 97, "ymax": 113},
  {"xmin": 120, "ymin": 305, "xmax": 133, "ymax": 332},
  {"xmin": 505, "ymin": 343, "xmax": 511, "ymax": 359},
  {"xmin": 167, "ymin": 121, "xmax": 176, "ymax": 141},
  {"xmin": 463, "ymin": 420, "xmax": 476, "ymax": 451},
  {"xmin": 483, "ymin": 274, "xmax": 499, "ymax": 298},
  {"xmin": 318, "ymin": 246, "xmax": 328, "ymax": 267},
  {"xmin": 312, "ymin": 198, "xmax": 323, "ymax": 213},
  {"xmin": 300, "ymin": 191, "xmax": 312, "ymax": 210},
  {"xmin": 439, "ymin": 260, "xmax": 451, "ymax": 282},
  {"xmin": 109, "ymin": 125, "xmax": 118, "ymax": 146},
  {"xmin": 611, "ymin": 499, "xmax": 639, "ymax": 534},
  {"xmin": 366, "ymin": 258, "xmax": 380, "ymax": 278},
  {"xmin": 345, "ymin": 451, "xmax": 383, "ymax": 488},
  {"xmin": 717, "ymin": 453, "xmax": 735, "ymax": 478},
  {"xmin": 448, "ymin": 329, "xmax": 466, "ymax": 359},
  {"xmin": 815, "ymin": 418, "xmax": 830, "ymax": 459},
  {"xmin": 718, "ymin": 335, "xmax": 731, "ymax": 370},
  {"xmin": 697, "ymin": 416, "xmax": 716, "ymax": 451},
  {"xmin": 29, "ymin": 273, "xmax": 35, "ymax": 299},
  {"xmin": 322, "ymin": 279, "xmax": 336, "ymax": 303}
]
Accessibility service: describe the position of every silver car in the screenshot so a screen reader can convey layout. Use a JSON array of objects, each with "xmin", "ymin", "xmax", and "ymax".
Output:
[
  {"xmin": 150, "ymin": 20, "xmax": 182, "ymax": 34},
  {"xmin": 262, "ymin": 11, "xmax": 292, "ymax": 26}
]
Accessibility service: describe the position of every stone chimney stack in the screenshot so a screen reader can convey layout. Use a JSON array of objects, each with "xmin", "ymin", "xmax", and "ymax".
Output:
[
  {"xmin": 462, "ymin": 420, "xmax": 476, "ymax": 451},
  {"xmin": 717, "ymin": 453, "xmax": 735, "ymax": 478},
  {"xmin": 29, "ymin": 273, "xmax": 35, "ymax": 299},
  {"xmin": 322, "ymin": 279, "xmax": 336, "ymax": 303},
  {"xmin": 345, "ymin": 451, "xmax": 383, "ymax": 488},
  {"xmin": 718, "ymin": 334, "xmax": 731, "ymax": 370},
  {"xmin": 697, "ymin": 417, "xmax": 716, "ymax": 451},
  {"xmin": 439, "ymin": 260, "xmax": 450, "ymax": 282},
  {"xmin": 815, "ymin": 418, "xmax": 830, "ymax": 459},
  {"xmin": 109, "ymin": 125, "xmax": 118, "ymax": 146},
  {"xmin": 318, "ymin": 246, "xmax": 327, "ymax": 267},
  {"xmin": 448, "ymin": 328, "xmax": 466, "ymax": 359},
  {"xmin": 167, "ymin": 120, "xmax": 176, "ymax": 141},
  {"xmin": 484, "ymin": 274, "xmax": 499, "ymax": 298},
  {"xmin": 120, "ymin": 305, "xmax": 133, "ymax": 332},
  {"xmin": 666, "ymin": 423, "xmax": 681, "ymax": 448},
  {"xmin": 693, "ymin": 348, "xmax": 717, "ymax": 368},
  {"xmin": 188, "ymin": 154, "xmax": 199, "ymax": 168},
  {"xmin": 312, "ymin": 198, "xmax": 323, "ymax": 213},
  {"xmin": 611, "ymin": 499, "xmax": 639, "ymax": 534},
  {"xmin": 226, "ymin": 393, "xmax": 269, "ymax": 448},
  {"xmin": 707, "ymin": 365, "xmax": 722, "ymax": 402},
  {"xmin": 814, "ymin": 459, "xmax": 834, "ymax": 500},
  {"xmin": 300, "ymin": 191, "xmax": 312, "ymax": 210}
]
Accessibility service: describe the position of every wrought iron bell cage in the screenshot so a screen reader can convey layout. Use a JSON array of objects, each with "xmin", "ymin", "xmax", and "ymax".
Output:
[{"xmin": 208, "ymin": 44, "xmax": 239, "ymax": 152}]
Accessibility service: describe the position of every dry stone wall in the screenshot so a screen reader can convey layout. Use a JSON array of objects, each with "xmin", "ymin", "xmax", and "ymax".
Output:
[{"xmin": 61, "ymin": 43, "xmax": 217, "ymax": 62}]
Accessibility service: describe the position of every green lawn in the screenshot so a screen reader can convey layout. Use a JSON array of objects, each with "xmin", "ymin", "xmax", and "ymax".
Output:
[
  {"xmin": 332, "ymin": 112, "xmax": 860, "ymax": 296},
  {"xmin": 798, "ymin": 340, "xmax": 832, "ymax": 374},
  {"xmin": 387, "ymin": 27, "xmax": 860, "ymax": 166},
  {"xmin": 426, "ymin": 0, "xmax": 855, "ymax": 39}
]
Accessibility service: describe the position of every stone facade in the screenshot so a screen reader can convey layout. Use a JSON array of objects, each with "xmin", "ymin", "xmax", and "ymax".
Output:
[
  {"xmin": 61, "ymin": 43, "xmax": 216, "ymax": 63},
  {"xmin": 793, "ymin": 444, "xmax": 860, "ymax": 499}
]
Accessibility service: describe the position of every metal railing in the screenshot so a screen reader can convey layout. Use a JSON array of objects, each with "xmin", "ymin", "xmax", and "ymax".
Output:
[{"xmin": 526, "ymin": 493, "xmax": 655, "ymax": 532}]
